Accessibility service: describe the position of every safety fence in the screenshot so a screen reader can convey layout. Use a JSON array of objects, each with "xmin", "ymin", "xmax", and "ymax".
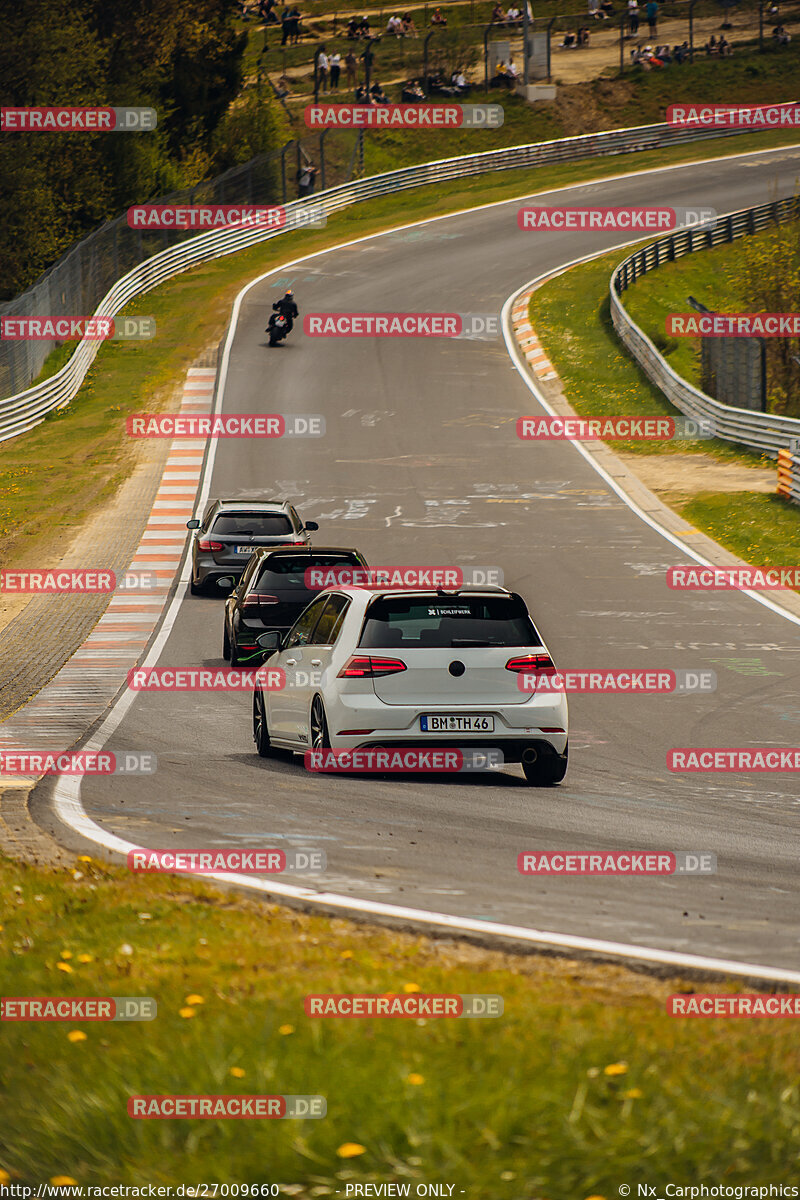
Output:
[{"xmin": 610, "ymin": 192, "xmax": 800, "ymax": 455}]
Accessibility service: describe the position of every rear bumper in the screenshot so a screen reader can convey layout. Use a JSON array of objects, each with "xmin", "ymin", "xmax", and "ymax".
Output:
[{"xmin": 327, "ymin": 694, "xmax": 568, "ymax": 758}]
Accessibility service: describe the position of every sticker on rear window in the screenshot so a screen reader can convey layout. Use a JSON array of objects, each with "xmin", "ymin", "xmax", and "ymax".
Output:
[{"xmin": 427, "ymin": 606, "xmax": 472, "ymax": 616}]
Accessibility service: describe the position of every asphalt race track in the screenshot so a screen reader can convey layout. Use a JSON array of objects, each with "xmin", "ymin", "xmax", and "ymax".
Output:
[{"xmin": 71, "ymin": 145, "xmax": 800, "ymax": 974}]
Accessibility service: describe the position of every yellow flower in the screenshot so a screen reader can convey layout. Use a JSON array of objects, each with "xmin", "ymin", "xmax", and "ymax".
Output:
[
  {"xmin": 279, "ymin": 1024, "xmax": 295, "ymax": 1035},
  {"xmin": 624, "ymin": 1088, "xmax": 643, "ymax": 1099},
  {"xmin": 67, "ymin": 1031, "xmax": 87, "ymax": 1043},
  {"xmin": 78, "ymin": 855, "xmax": 93, "ymax": 863},
  {"xmin": 185, "ymin": 994, "xmax": 204, "ymax": 1005},
  {"xmin": 56, "ymin": 962, "xmax": 73, "ymax": 974},
  {"xmin": 604, "ymin": 1062, "xmax": 628, "ymax": 1077},
  {"xmin": 60, "ymin": 950, "xmax": 73, "ymax": 960},
  {"xmin": 336, "ymin": 1143, "xmax": 366, "ymax": 1159},
  {"xmin": 340, "ymin": 950, "xmax": 354, "ymax": 959},
  {"xmin": 406, "ymin": 1073, "xmax": 424, "ymax": 1086},
  {"xmin": 402, "ymin": 983, "xmax": 420, "ymax": 993},
  {"xmin": 179, "ymin": 1007, "xmax": 196, "ymax": 1019},
  {"xmin": 0, "ymin": 1171, "xmax": 10, "ymax": 1185},
  {"xmin": 230, "ymin": 1067, "xmax": 246, "ymax": 1078},
  {"xmin": 51, "ymin": 1180, "xmax": 79, "ymax": 1187},
  {"xmin": 585, "ymin": 1195, "xmax": 607, "ymax": 1200},
  {"xmin": 77, "ymin": 953, "xmax": 93, "ymax": 964}
]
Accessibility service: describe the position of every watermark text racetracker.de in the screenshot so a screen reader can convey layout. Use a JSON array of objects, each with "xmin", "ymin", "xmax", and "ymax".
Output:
[
  {"xmin": 1, "ymin": 996, "xmax": 156, "ymax": 1021},
  {"xmin": 127, "ymin": 203, "xmax": 327, "ymax": 231},
  {"xmin": 127, "ymin": 847, "xmax": 326, "ymax": 873},
  {"xmin": 305, "ymin": 748, "xmax": 505, "ymax": 773},
  {"xmin": 516, "ymin": 415, "xmax": 713, "ymax": 441},
  {"xmin": 516, "ymin": 668, "xmax": 716, "ymax": 694},
  {"xmin": 304, "ymin": 102, "xmax": 503, "ymax": 128},
  {"xmin": 303, "ymin": 312, "xmax": 504, "ymax": 339},
  {"xmin": 1, "ymin": 569, "xmax": 160, "ymax": 594},
  {"xmin": 1, "ymin": 106, "xmax": 157, "ymax": 131},
  {"xmin": 128, "ymin": 1095, "xmax": 326, "ymax": 1119},
  {"xmin": 518, "ymin": 206, "xmax": 716, "ymax": 232},
  {"xmin": 0, "ymin": 751, "xmax": 156, "ymax": 776},
  {"xmin": 1, "ymin": 316, "xmax": 155, "ymax": 341},
  {"xmin": 518, "ymin": 851, "xmax": 716, "ymax": 874},
  {"xmin": 305, "ymin": 993, "xmax": 503, "ymax": 1017},
  {"xmin": 126, "ymin": 414, "xmax": 324, "ymax": 438}
]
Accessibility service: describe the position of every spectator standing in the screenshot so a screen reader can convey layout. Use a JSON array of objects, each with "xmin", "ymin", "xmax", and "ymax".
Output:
[
  {"xmin": 329, "ymin": 51, "xmax": 341, "ymax": 87},
  {"xmin": 345, "ymin": 48, "xmax": 358, "ymax": 86},
  {"xmin": 317, "ymin": 49, "xmax": 329, "ymax": 91},
  {"xmin": 646, "ymin": 0, "xmax": 657, "ymax": 35},
  {"xmin": 627, "ymin": 0, "xmax": 639, "ymax": 32}
]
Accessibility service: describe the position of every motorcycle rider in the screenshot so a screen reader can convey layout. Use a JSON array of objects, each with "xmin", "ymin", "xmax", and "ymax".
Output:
[{"xmin": 268, "ymin": 288, "xmax": 299, "ymax": 336}]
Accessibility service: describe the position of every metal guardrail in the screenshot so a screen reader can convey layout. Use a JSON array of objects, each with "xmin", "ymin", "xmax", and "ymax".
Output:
[
  {"xmin": 0, "ymin": 115, "xmax": 782, "ymax": 442},
  {"xmin": 610, "ymin": 193, "xmax": 800, "ymax": 455},
  {"xmin": 777, "ymin": 446, "xmax": 800, "ymax": 503}
]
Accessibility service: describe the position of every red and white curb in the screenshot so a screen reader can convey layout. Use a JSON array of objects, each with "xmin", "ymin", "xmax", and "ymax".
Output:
[
  {"xmin": 0, "ymin": 368, "xmax": 214, "ymax": 766},
  {"xmin": 511, "ymin": 290, "xmax": 558, "ymax": 382}
]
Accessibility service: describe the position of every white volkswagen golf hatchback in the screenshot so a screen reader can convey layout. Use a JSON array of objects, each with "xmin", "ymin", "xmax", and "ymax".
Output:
[{"xmin": 252, "ymin": 586, "xmax": 568, "ymax": 785}]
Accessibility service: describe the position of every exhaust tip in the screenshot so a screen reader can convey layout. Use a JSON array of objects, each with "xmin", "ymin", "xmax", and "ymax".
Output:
[{"xmin": 522, "ymin": 747, "xmax": 538, "ymax": 765}]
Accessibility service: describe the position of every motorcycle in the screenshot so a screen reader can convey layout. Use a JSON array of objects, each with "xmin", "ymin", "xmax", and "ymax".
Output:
[{"xmin": 267, "ymin": 313, "xmax": 291, "ymax": 347}]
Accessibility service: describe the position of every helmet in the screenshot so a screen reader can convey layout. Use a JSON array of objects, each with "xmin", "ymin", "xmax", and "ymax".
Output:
[{"xmin": 285, "ymin": 289, "xmax": 293, "ymax": 296}]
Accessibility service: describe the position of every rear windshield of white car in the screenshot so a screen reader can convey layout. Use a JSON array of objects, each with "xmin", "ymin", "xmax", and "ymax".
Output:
[
  {"xmin": 359, "ymin": 595, "xmax": 541, "ymax": 649},
  {"xmin": 211, "ymin": 512, "xmax": 293, "ymax": 537},
  {"xmin": 254, "ymin": 553, "xmax": 363, "ymax": 590}
]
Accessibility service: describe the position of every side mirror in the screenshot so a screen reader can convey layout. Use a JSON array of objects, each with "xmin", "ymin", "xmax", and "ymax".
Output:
[
  {"xmin": 186, "ymin": 519, "xmax": 200, "ymax": 529},
  {"xmin": 256, "ymin": 630, "xmax": 282, "ymax": 653},
  {"xmin": 304, "ymin": 520, "xmax": 319, "ymax": 531}
]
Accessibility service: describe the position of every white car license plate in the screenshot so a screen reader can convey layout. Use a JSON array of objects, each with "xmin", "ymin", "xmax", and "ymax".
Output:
[
  {"xmin": 420, "ymin": 714, "xmax": 494, "ymax": 732},
  {"xmin": 235, "ymin": 545, "xmax": 255, "ymax": 555}
]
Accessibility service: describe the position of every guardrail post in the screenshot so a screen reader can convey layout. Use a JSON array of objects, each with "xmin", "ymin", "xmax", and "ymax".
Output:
[
  {"xmin": 319, "ymin": 130, "xmax": 328, "ymax": 190},
  {"xmin": 689, "ymin": 0, "xmax": 698, "ymax": 61},
  {"xmin": 423, "ymin": 30, "xmax": 436, "ymax": 94},
  {"xmin": 484, "ymin": 24, "xmax": 492, "ymax": 92},
  {"xmin": 619, "ymin": 14, "xmax": 625, "ymax": 75},
  {"xmin": 280, "ymin": 142, "xmax": 290, "ymax": 203},
  {"xmin": 759, "ymin": 0, "xmax": 765, "ymax": 50}
]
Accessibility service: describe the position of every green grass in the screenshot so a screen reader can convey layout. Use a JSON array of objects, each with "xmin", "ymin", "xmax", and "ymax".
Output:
[
  {"xmin": 531, "ymin": 247, "xmax": 768, "ymax": 461},
  {"xmin": 677, "ymin": 491, "xmax": 800, "ymax": 562},
  {"xmin": 2, "ymin": 851, "xmax": 800, "ymax": 1185},
  {"xmin": 3, "ymin": 125, "xmax": 797, "ymax": 573}
]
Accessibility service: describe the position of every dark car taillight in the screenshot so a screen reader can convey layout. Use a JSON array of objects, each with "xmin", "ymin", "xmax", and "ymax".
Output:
[
  {"xmin": 505, "ymin": 653, "xmax": 557, "ymax": 675},
  {"xmin": 242, "ymin": 593, "xmax": 280, "ymax": 613},
  {"xmin": 198, "ymin": 538, "xmax": 224, "ymax": 551},
  {"xmin": 338, "ymin": 655, "xmax": 407, "ymax": 678}
]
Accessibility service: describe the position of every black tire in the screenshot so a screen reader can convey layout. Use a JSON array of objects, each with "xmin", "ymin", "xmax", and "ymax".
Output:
[
  {"xmin": 222, "ymin": 622, "xmax": 231, "ymax": 661},
  {"xmin": 269, "ymin": 329, "xmax": 280, "ymax": 346},
  {"xmin": 310, "ymin": 695, "xmax": 330, "ymax": 750},
  {"xmin": 522, "ymin": 743, "xmax": 568, "ymax": 787},
  {"xmin": 229, "ymin": 632, "xmax": 242, "ymax": 667},
  {"xmin": 253, "ymin": 690, "xmax": 275, "ymax": 757}
]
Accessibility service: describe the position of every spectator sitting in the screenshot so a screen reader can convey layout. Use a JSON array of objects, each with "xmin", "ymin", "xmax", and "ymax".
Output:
[
  {"xmin": 431, "ymin": 6, "xmax": 447, "ymax": 22},
  {"xmin": 773, "ymin": 22, "xmax": 790, "ymax": 42},
  {"xmin": 705, "ymin": 33, "xmax": 718, "ymax": 53},
  {"xmin": 561, "ymin": 28, "xmax": 577, "ymax": 45},
  {"xmin": 577, "ymin": 24, "xmax": 590, "ymax": 44},
  {"xmin": 355, "ymin": 83, "xmax": 368, "ymax": 99},
  {"xmin": 506, "ymin": 55, "xmax": 519, "ymax": 75},
  {"xmin": 491, "ymin": 1, "xmax": 506, "ymax": 17},
  {"xmin": 673, "ymin": 39, "xmax": 688, "ymax": 61},
  {"xmin": 588, "ymin": 0, "xmax": 603, "ymax": 17},
  {"xmin": 451, "ymin": 69, "xmax": 469, "ymax": 90},
  {"xmin": 347, "ymin": 15, "xmax": 360, "ymax": 36},
  {"xmin": 359, "ymin": 15, "xmax": 371, "ymax": 33},
  {"xmin": 719, "ymin": 34, "xmax": 733, "ymax": 54},
  {"xmin": 370, "ymin": 80, "xmax": 390, "ymax": 101},
  {"xmin": 402, "ymin": 11, "xmax": 418, "ymax": 33},
  {"xmin": 401, "ymin": 78, "xmax": 426, "ymax": 100},
  {"xmin": 655, "ymin": 42, "xmax": 671, "ymax": 59},
  {"xmin": 506, "ymin": 4, "xmax": 522, "ymax": 22},
  {"xmin": 386, "ymin": 13, "xmax": 404, "ymax": 34},
  {"xmin": 600, "ymin": 0, "xmax": 614, "ymax": 14}
]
